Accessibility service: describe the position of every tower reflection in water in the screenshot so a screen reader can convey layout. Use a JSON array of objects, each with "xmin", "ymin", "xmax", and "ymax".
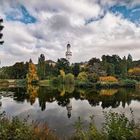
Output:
[{"xmin": 66, "ymin": 99, "xmax": 72, "ymax": 118}]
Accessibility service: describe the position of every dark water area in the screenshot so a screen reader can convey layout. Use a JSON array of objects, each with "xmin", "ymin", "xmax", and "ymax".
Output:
[{"xmin": 0, "ymin": 85, "xmax": 140, "ymax": 138}]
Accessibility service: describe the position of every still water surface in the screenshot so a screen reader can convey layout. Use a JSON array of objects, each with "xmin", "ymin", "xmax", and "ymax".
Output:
[{"xmin": 0, "ymin": 85, "xmax": 140, "ymax": 137}]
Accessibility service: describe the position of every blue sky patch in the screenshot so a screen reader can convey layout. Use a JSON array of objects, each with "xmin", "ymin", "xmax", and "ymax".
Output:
[
  {"xmin": 110, "ymin": 5, "xmax": 140, "ymax": 24},
  {"xmin": 85, "ymin": 4, "xmax": 140, "ymax": 25},
  {"xmin": 6, "ymin": 5, "xmax": 37, "ymax": 24}
]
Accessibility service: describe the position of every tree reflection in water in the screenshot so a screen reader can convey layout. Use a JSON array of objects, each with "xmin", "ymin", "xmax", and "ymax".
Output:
[
  {"xmin": 2, "ymin": 85, "xmax": 140, "ymax": 118},
  {"xmin": 27, "ymin": 84, "xmax": 39, "ymax": 105}
]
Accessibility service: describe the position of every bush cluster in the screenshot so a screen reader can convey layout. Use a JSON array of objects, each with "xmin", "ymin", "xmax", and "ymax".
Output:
[
  {"xmin": 72, "ymin": 110, "xmax": 140, "ymax": 140},
  {"xmin": 0, "ymin": 112, "xmax": 58, "ymax": 140}
]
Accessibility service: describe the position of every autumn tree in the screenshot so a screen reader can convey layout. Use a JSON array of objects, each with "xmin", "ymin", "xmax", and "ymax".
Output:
[
  {"xmin": 60, "ymin": 69, "xmax": 65, "ymax": 83},
  {"xmin": 128, "ymin": 67, "xmax": 140, "ymax": 76},
  {"xmin": 27, "ymin": 84, "xmax": 39, "ymax": 105},
  {"xmin": 26, "ymin": 59, "xmax": 39, "ymax": 84}
]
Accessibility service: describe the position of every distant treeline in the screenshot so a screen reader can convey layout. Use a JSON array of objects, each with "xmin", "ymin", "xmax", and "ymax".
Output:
[{"xmin": 0, "ymin": 54, "xmax": 140, "ymax": 81}]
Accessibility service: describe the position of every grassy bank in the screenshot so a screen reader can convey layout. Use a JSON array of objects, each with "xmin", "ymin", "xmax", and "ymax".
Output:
[
  {"xmin": 39, "ymin": 80, "xmax": 50, "ymax": 86},
  {"xmin": 96, "ymin": 79, "xmax": 137, "ymax": 89},
  {"xmin": 75, "ymin": 79, "xmax": 138, "ymax": 89},
  {"xmin": 0, "ymin": 78, "xmax": 139, "ymax": 90}
]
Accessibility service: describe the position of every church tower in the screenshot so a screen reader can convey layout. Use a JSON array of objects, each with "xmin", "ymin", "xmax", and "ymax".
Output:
[{"xmin": 66, "ymin": 43, "xmax": 72, "ymax": 62}]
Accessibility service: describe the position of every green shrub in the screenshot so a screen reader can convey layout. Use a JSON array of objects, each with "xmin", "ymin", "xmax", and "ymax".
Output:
[
  {"xmin": 51, "ymin": 77, "xmax": 61, "ymax": 85},
  {"xmin": 103, "ymin": 111, "xmax": 135, "ymax": 140},
  {"xmin": 72, "ymin": 116, "xmax": 105, "ymax": 140},
  {"xmin": 121, "ymin": 79, "xmax": 137, "ymax": 88},
  {"xmin": 16, "ymin": 79, "xmax": 26, "ymax": 86},
  {"xmin": 77, "ymin": 72, "xmax": 88, "ymax": 82},
  {"xmin": 96, "ymin": 82, "xmax": 120, "ymax": 89},
  {"xmin": 76, "ymin": 81, "xmax": 93, "ymax": 88},
  {"xmin": 65, "ymin": 73, "xmax": 75, "ymax": 85},
  {"xmin": 88, "ymin": 73, "xmax": 99, "ymax": 83},
  {"xmin": 127, "ymin": 76, "xmax": 140, "ymax": 81},
  {"xmin": 0, "ymin": 112, "xmax": 36, "ymax": 140},
  {"xmin": 72, "ymin": 110, "xmax": 140, "ymax": 140},
  {"xmin": 0, "ymin": 112, "xmax": 58, "ymax": 140}
]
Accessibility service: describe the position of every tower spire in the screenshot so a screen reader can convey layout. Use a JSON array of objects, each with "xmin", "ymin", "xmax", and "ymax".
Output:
[{"xmin": 66, "ymin": 42, "xmax": 72, "ymax": 63}]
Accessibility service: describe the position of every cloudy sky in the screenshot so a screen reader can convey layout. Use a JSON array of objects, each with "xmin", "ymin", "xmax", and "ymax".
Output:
[{"xmin": 0, "ymin": 0, "xmax": 140, "ymax": 66}]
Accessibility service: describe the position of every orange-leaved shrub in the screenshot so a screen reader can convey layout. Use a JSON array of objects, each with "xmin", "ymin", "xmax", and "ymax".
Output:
[{"xmin": 99, "ymin": 76, "xmax": 118, "ymax": 82}]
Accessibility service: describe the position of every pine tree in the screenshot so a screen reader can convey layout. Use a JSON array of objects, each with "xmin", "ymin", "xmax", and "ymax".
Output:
[
  {"xmin": 127, "ymin": 54, "xmax": 133, "ymax": 69},
  {"xmin": 38, "ymin": 54, "xmax": 46, "ymax": 80},
  {"xmin": 121, "ymin": 56, "xmax": 127, "ymax": 78}
]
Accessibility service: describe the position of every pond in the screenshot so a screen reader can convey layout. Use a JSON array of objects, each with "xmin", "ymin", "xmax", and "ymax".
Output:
[{"xmin": 0, "ymin": 85, "xmax": 140, "ymax": 138}]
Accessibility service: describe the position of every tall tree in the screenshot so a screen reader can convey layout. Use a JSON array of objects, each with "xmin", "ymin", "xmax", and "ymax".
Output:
[
  {"xmin": 38, "ymin": 54, "xmax": 46, "ymax": 80},
  {"xmin": 127, "ymin": 54, "xmax": 133, "ymax": 70},
  {"xmin": 2, "ymin": 62, "xmax": 28, "ymax": 79},
  {"xmin": 72, "ymin": 63, "xmax": 80, "ymax": 77},
  {"xmin": 56, "ymin": 58, "xmax": 70, "ymax": 74},
  {"xmin": 121, "ymin": 56, "xmax": 127, "ymax": 78},
  {"xmin": 26, "ymin": 59, "xmax": 39, "ymax": 84},
  {"xmin": 88, "ymin": 57, "xmax": 100, "ymax": 66},
  {"xmin": 107, "ymin": 63, "xmax": 115, "ymax": 76},
  {"xmin": 12, "ymin": 62, "xmax": 27, "ymax": 79}
]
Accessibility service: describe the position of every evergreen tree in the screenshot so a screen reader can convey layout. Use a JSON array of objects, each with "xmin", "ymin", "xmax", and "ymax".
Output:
[
  {"xmin": 38, "ymin": 54, "xmax": 46, "ymax": 80},
  {"xmin": 127, "ymin": 54, "xmax": 133, "ymax": 62},
  {"xmin": 56, "ymin": 58, "xmax": 70, "ymax": 74},
  {"xmin": 72, "ymin": 63, "xmax": 80, "ymax": 77},
  {"xmin": 127, "ymin": 54, "xmax": 133, "ymax": 70},
  {"xmin": 121, "ymin": 56, "xmax": 127, "ymax": 78},
  {"xmin": 107, "ymin": 63, "xmax": 115, "ymax": 76}
]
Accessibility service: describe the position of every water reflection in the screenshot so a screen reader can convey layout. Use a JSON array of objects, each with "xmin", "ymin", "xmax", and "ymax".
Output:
[
  {"xmin": 0, "ymin": 85, "xmax": 140, "ymax": 118},
  {"xmin": 0, "ymin": 85, "xmax": 140, "ymax": 137},
  {"xmin": 27, "ymin": 84, "xmax": 39, "ymax": 105},
  {"xmin": 66, "ymin": 99, "xmax": 72, "ymax": 118}
]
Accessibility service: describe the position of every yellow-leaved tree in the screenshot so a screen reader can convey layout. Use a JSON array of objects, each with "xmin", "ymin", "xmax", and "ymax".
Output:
[
  {"xmin": 128, "ymin": 67, "xmax": 140, "ymax": 76},
  {"xmin": 27, "ymin": 84, "xmax": 39, "ymax": 105},
  {"xmin": 26, "ymin": 59, "xmax": 39, "ymax": 84}
]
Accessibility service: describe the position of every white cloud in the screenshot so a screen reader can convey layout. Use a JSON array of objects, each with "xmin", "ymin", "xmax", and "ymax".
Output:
[{"xmin": 0, "ymin": 0, "xmax": 140, "ymax": 66}]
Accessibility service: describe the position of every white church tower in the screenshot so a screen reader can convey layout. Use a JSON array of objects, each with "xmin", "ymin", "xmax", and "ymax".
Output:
[{"xmin": 66, "ymin": 42, "xmax": 72, "ymax": 63}]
